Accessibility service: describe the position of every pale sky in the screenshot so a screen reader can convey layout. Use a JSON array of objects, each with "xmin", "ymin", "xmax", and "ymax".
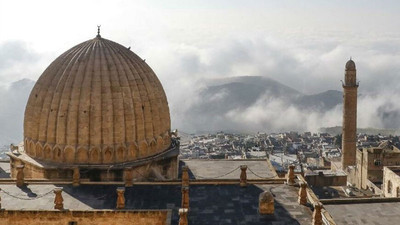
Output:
[
  {"xmin": 2, "ymin": 1, "xmax": 400, "ymax": 47},
  {"xmin": 2, "ymin": 0, "xmax": 400, "ymax": 90},
  {"xmin": 2, "ymin": 0, "xmax": 400, "ymax": 88}
]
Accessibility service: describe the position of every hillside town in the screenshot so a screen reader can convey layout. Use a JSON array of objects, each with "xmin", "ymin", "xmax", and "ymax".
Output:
[
  {"xmin": 179, "ymin": 131, "xmax": 400, "ymax": 172},
  {"xmin": 1, "ymin": 131, "xmax": 398, "ymax": 170}
]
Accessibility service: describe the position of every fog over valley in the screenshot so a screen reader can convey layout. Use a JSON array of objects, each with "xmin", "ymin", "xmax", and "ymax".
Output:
[{"xmin": 2, "ymin": 38, "xmax": 400, "ymax": 145}]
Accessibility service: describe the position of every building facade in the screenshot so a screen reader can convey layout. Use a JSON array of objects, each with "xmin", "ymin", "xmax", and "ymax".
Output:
[
  {"xmin": 352, "ymin": 143, "xmax": 400, "ymax": 190},
  {"xmin": 382, "ymin": 166, "xmax": 400, "ymax": 197}
]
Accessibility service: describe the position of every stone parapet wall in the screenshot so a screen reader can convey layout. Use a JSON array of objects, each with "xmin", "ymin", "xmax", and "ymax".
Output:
[
  {"xmin": 8, "ymin": 148, "xmax": 179, "ymax": 181},
  {"xmin": 297, "ymin": 175, "xmax": 337, "ymax": 225},
  {"xmin": 0, "ymin": 210, "xmax": 170, "ymax": 225},
  {"xmin": 365, "ymin": 179, "xmax": 382, "ymax": 195},
  {"xmin": 305, "ymin": 172, "xmax": 347, "ymax": 187},
  {"xmin": 383, "ymin": 166, "xmax": 400, "ymax": 197}
]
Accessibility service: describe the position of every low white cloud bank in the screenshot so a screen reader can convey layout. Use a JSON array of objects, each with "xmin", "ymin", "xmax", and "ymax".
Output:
[
  {"xmin": 225, "ymin": 97, "xmax": 342, "ymax": 133},
  {"xmin": 147, "ymin": 36, "xmax": 400, "ymax": 133},
  {"xmin": 2, "ymin": 34, "xmax": 400, "ymax": 144},
  {"xmin": 0, "ymin": 79, "xmax": 34, "ymax": 145},
  {"xmin": 224, "ymin": 91, "xmax": 400, "ymax": 133}
]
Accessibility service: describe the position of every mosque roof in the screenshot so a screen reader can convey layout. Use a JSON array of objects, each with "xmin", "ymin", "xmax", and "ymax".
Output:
[
  {"xmin": 0, "ymin": 160, "xmax": 312, "ymax": 225},
  {"xmin": 23, "ymin": 34, "xmax": 171, "ymax": 165}
]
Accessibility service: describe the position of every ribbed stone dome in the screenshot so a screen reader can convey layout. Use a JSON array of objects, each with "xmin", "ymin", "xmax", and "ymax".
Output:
[{"xmin": 24, "ymin": 36, "xmax": 171, "ymax": 165}]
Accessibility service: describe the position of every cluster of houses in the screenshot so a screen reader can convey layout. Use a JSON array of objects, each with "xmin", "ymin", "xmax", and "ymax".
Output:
[
  {"xmin": 179, "ymin": 131, "xmax": 400, "ymax": 173},
  {"xmin": 0, "ymin": 144, "xmax": 10, "ymax": 160}
]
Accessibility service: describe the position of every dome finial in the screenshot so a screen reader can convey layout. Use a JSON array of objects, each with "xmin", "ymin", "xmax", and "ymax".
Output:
[{"xmin": 96, "ymin": 25, "xmax": 101, "ymax": 38}]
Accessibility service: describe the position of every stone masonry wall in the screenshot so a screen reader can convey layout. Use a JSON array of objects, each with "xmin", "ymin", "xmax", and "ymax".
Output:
[
  {"xmin": 305, "ymin": 173, "xmax": 347, "ymax": 187},
  {"xmin": 383, "ymin": 166, "xmax": 400, "ymax": 197},
  {"xmin": 342, "ymin": 86, "xmax": 357, "ymax": 168},
  {"xmin": 0, "ymin": 210, "xmax": 169, "ymax": 225},
  {"xmin": 9, "ymin": 153, "xmax": 178, "ymax": 181}
]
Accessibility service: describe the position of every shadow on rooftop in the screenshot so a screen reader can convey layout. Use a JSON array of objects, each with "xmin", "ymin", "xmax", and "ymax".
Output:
[
  {"xmin": 55, "ymin": 158, "xmax": 307, "ymax": 224},
  {"xmin": 179, "ymin": 161, "xmax": 197, "ymax": 179},
  {"xmin": 187, "ymin": 185, "xmax": 303, "ymax": 225},
  {"xmin": 0, "ymin": 165, "xmax": 10, "ymax": 178},
  {"xmin": 59, "ymin": 184, "xmax": 182, "ymax": 223},
  {"xmin": 18, "ymin": 185, "xmax": 38, "ymax": 198},
  {"xmin": 59, "ymin": 182, "xmax": 305, "ymax": 225},
  {"xmin": 311, "ymin": 186, "xmax": 341, "ymax": 199}
]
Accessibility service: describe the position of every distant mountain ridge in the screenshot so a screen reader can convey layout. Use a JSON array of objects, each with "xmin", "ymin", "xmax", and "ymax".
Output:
[
  {"xmin": 196, "ymin": 76, "xmax": 302, "ymax": 113},
  {"xmin": 294, "ymin": 89, "xmax": 343, "ymax": 111},
  {"xmin": 195, "ymin": 76, "xmax": 341, "ymax": 113},
  {"xmin": 205, "ymin": 76, "xmax": 301, "ymax": 97},
  {"xmin": 184, "ymin": 76, "xmax": 343, "ymax": 132}
]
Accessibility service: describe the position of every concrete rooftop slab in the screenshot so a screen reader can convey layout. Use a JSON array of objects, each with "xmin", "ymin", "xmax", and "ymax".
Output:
[
  {"xmin": 325, "ymin": 202, "xmax": 400, "ymax": 225},
  {"xmin": 0, "ymin": 183, "xmax": 311, "ymax": 225},
  {"xmin": 181, "ymin": 159, "xmax": 278, "ymax": 179}
]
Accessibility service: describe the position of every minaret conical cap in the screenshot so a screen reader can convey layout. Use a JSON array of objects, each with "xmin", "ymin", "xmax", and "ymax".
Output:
[{"xmin": 345, "ymin": 59, "xmax": 356, "ymax": 71}]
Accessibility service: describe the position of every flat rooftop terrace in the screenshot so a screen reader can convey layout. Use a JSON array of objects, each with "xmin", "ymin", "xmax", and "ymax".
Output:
[
  {"xmin": 0, "ymin": 183, "xmax": 312, "ymax": 225},
  {"xmin": 181, "ymin": 159, "xmax": 278, "ymax": 179},
  {"xmin": 325, "ymin": 202, "xmax": 400, "ymax": 225},
  {"xmin": 0, "ymin": 159, "xmax": 314, "ymax": 224}
]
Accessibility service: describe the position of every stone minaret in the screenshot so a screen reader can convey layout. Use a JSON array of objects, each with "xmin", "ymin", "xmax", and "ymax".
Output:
[{"xmin": 342, "ymin": 59, "xmax": 358, "ymax": 169}]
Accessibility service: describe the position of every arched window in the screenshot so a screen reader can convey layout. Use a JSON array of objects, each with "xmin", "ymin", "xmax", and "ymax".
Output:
[
  {"xmin": 35, "ymin": 143, "xmax": 43, "ymax": 159},
  {"xmin": 103, "ymin": 147, "xmax": 113, "ymax": 163},
  {"xmin": 90, "ymin": 148, "xmax": 100, "ymax": 163},
  {"xmin": 44, "ymin": 145, "xmax": 52, "ymax": 159},
  {"xmin": 116, "ymin": 147, "xmax": 125, "ymax": 162},
  {"xmin": 397, "ymin": 187, "xmax": 400, "ymax": 197},
  {"xmin": 374, "ymin": 159, "xmax": 381, "ymax": 166},
  {"xmin": 128, "ymin": 144, "xmax": 138, "ymax": 160},
  {"xmin": 76, "ymin": 148, "xmax": 88, "ymax": 163},
  {"xmin": 53, "ymin": 147, "xmax": 62, "ymax": 161},
  {"xmin": 64, "ymin": 147, "xmax": 75, "ymax": 163},
  {"xmin": 388, "ymin": 180, "xmax": 393, "ymax": 194}
]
